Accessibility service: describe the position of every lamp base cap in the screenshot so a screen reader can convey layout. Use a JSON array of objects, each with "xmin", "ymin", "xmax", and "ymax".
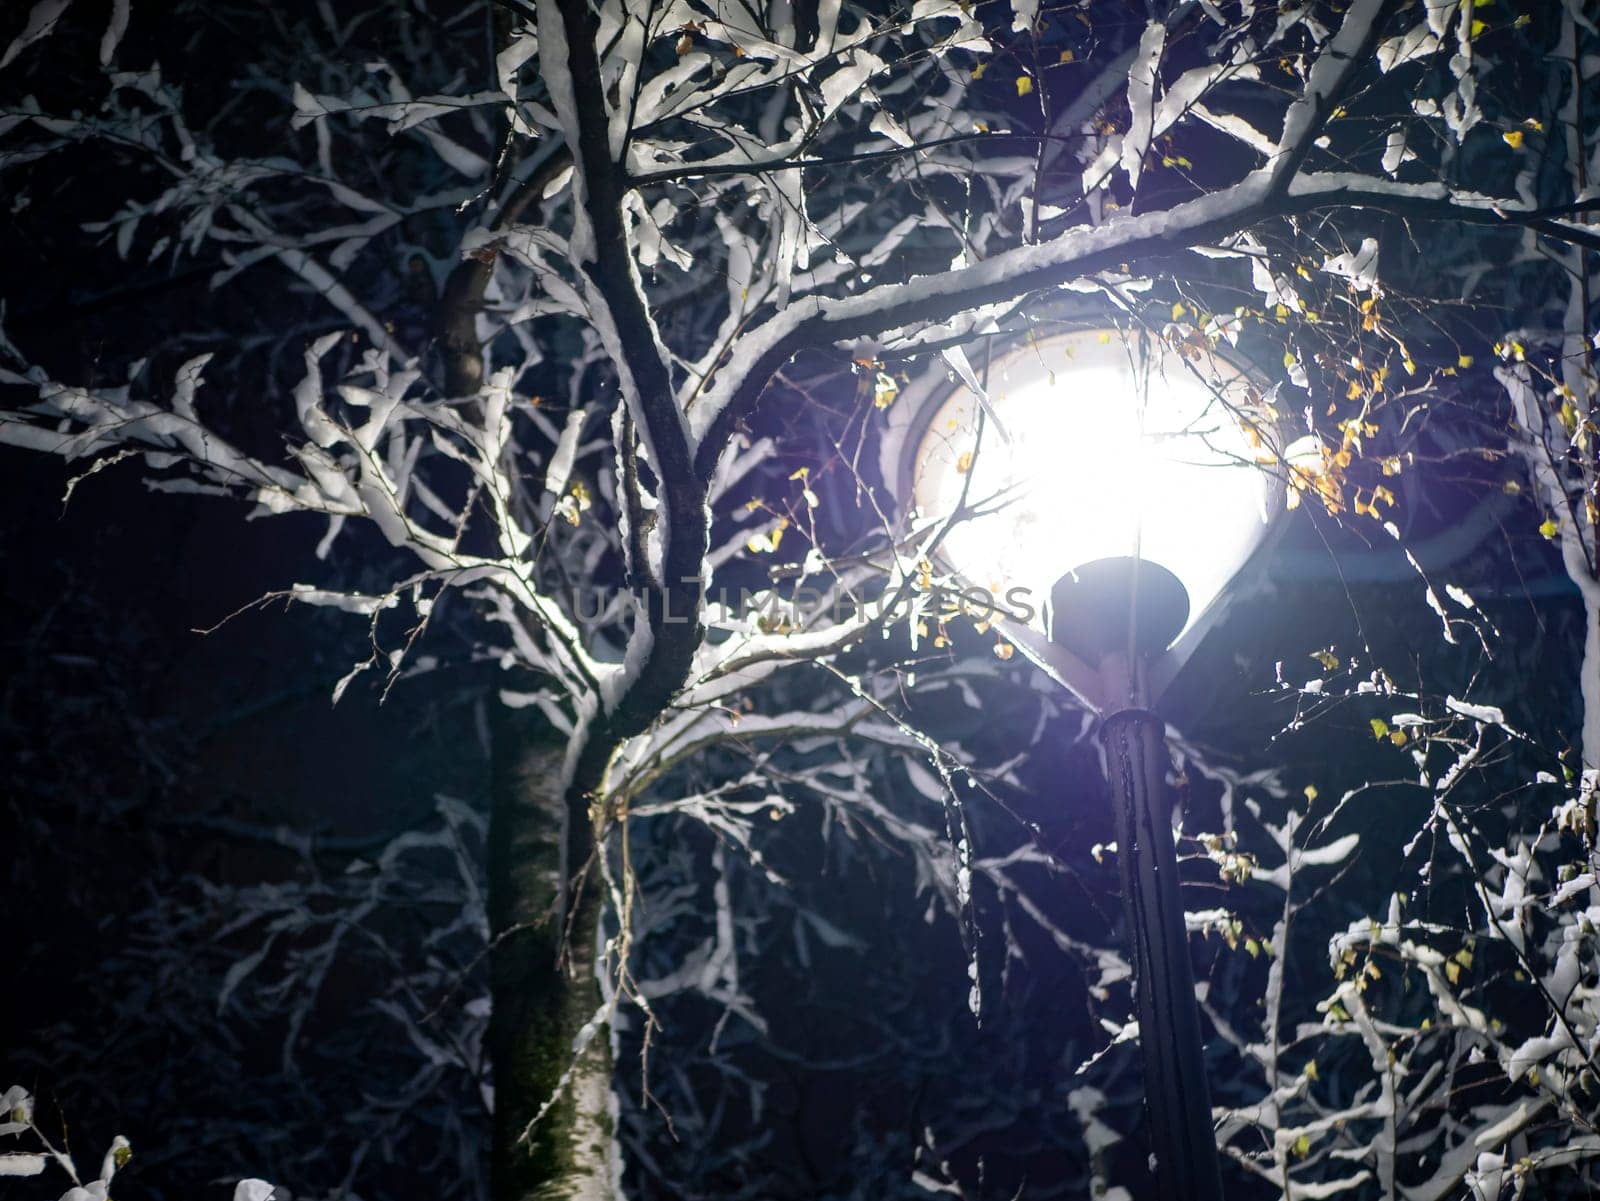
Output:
[{"xmin": 1049, "ymin": 557, "xmax": 1189, "ymax": 662}]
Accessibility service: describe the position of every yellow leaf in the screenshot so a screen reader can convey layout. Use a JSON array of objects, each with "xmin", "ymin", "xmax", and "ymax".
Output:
[
  {"xmin": 873, "ymin": 371, "xmax": 899, "ymax": 409},
  {"xmin": 1503, "ymin": 128, "xmax": 1524, "ymax": 149},
  {"xmin": 1058, "ymin": 48, "xmax": 1075, "ymax": 63},
  {"xmin": 557, "ymin": 481, "xmax": 591, "ymax": 526},
  {"xmin": 1304, "ymin": 784, "xmax": 1319, "ymax": 802},
  {"xmin": 971, "ymin": 61, "xmax": 986, "ymax": 80},
  {"xmin": 1311, "ymin": 649, "xmax": 1340, "ymax": 670},
  {"xmin": 1283, "ymin": 350, "xmax": 1298, "ymax": 369},
  {"xmin": 1293, "ymin": 1134, "xmax": 1311, "ymax": 1158},
  {"xmin": 1540, "ymin": 516, "xmax": 1560, "ymax": 540},
  {"xmin": 1245, "ymin": 937, "xmax": 1261, "ymax": 958},
  {"xmin": 956, "ymin": 450, "xmax": 974, "ymax": 474},
  {"xmin": 1016, "ymin": 75, "xmax": 1034, "ymax": 97},
  {"xmin": 1445, "ymin": 960, "xmax": 1461, "ymax": 984},
  {"xmin": 1471, "ymin": 18, "xmax": 1487, "ymax": 36},
  {"xmin": 1458, "ymin": 353, "xmax": 1474, "ymax": 368},
  {"xmin": 744, "ymin": 517, "xmax": 788, "ymax": 554},
  {"xmin": 1390, "ymin": 730, "xmax": 1408, "ymax": 747},
  {"xmin": 1305, "ymin": 1059, "xmax": 1319, "ymax": 1081},
  {"xmin": 1370, "ymin": 717, "xmax": 1390, "ymax": 740},
  {"xmin": 994, "ymin": 640, "xmax": 1015, "ymax": 660},
  {"xmin": 1172, "ymin": 301, "xmax": 1187, "ymax": 320}
]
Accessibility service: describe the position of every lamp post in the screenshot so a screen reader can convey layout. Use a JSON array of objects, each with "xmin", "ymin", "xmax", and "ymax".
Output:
[
  {"xmin": 889, "ymin": 327, "xmax": 1289, "ymax": 1201},
  {"xmin": 1052, "ymin": 556, "xmax": 1221, "ymax": 1201}
]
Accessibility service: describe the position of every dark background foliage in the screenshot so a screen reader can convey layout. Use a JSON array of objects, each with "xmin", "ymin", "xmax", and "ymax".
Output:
[{"xmin": 5, "ymin": 404, "xmax": 1586, "ymax": 1199}]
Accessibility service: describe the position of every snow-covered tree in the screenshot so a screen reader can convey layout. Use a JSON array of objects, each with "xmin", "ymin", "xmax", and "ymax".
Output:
[{"xmin": 5, "ymin": 0, "xmax": 1600, "ymax": 1198}]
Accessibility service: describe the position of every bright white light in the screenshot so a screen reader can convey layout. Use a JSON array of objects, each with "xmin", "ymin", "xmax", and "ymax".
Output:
[{"xmin": 911, "ymin": 330, "xmax": 1278, "ymax": 638}]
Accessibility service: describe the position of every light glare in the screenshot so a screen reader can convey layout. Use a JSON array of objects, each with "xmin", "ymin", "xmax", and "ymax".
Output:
[{"xmin": 912, "ymin": 331, "xmax": 1276, "ymax": 637}]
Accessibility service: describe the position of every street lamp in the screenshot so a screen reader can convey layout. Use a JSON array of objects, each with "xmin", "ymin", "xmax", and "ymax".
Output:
[{"xmin": 888, "ymin": 327, "xmax": 1289, "ymax": 1201}]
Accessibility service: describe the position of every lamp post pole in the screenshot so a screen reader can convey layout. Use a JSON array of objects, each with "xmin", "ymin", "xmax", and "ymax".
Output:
[
  {"xmin": 1053, "ymin": 560, "xmax": 1224, "ymax": 1201},
  {"xmin": 896, "ymin": 325, "xmax": 1283, "ymax": 1199}
]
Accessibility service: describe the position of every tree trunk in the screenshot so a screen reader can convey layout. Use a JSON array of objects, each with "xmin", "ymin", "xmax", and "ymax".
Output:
[{"xmin": 488, "ymin": 706, "xmax": 617, "ymax": 1201}]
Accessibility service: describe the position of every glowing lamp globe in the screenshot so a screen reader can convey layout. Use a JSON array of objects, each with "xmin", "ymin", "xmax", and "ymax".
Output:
[{"xmin": 902, "ymin": 329, "xmax": 1284, "ymax": 704}]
